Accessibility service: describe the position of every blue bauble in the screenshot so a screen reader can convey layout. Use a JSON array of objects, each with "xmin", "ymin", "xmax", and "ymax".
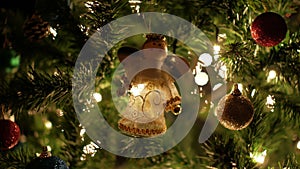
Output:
[{"xmin": 25, "ymin": 156, "xmax": 69, "ymax": 169}]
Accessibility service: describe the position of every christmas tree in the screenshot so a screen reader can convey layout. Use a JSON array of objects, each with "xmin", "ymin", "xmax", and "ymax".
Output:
[{"xmin": 0, "ymin": 0, "xmax": 300, "ymax": 168}]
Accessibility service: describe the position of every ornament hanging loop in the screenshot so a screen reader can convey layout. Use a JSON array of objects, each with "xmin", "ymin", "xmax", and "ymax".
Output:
[
  {"xmin": 40, "ymin": 146, "xmax": 52, "ymax": 158},
  {"xmin": 231, "ymin": 83, "xmax": 241, "ymax": 96}
]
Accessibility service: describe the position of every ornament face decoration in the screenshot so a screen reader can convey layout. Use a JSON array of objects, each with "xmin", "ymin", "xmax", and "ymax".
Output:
[{"xmin": 117, "ymin": 34, "xmax": 187, "ymax": 137}]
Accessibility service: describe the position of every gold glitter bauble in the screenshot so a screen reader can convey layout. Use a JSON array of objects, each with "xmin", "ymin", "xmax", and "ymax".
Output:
[{"xmin": 216, "ymin": 84, "xmax": 254, "ymax": 130}]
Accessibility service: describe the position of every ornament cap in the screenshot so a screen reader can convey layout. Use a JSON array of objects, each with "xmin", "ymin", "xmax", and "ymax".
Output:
[
  {"xmin": 231, "ymin": 83, "xmax": 241, "ymax": 96},
  {"xmin": 39, "ymin": 146, "xmax": 52, "ymax": 158},
  {"xmin": 145, "ymin": 33, "xmax": 166, "ymax": 42},
  {"xmin": 143, "ymin": 33, "xmax": 167, "ymax": 50}
]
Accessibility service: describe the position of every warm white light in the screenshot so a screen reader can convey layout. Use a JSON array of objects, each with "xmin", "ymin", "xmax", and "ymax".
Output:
[
  {"xmin": 266, "ymin": 95, "xmax": 275, "ymax": 106},
  {"xmin": 128, "ymin": 0, "xmax": 142, "ymax": 3},
  {"xmin": 129, "ymin": 0, "xmax": 142, "ymax": 13},
  {"xmin": 45, "ymin": 121, "xmax": 52, "ymax": 129},
  {"xmin": 80, "ymin": 128, "xmax": 86, "ymax": 141},
  {"xmin": 195, "ymin": 72, "xmax": 209, "ymax": 86},
  {"xmin": 268, "ymin": 70, "xmax": 277, "ymax": 81},
  {"xmin": 238, "ymin": 83, "xmax": 243, "ymax": 93},
  {"xmin": 82, "ymin": 141, "xmax": 99, "ymax": 157},
  {"xmin": 84, "ymin": 1, "xmax": 92, "ymax": 8},
  {"xmin": 81, "ymin": 141, "xmax": 100, "ymax": 160},
  {"xmin": 218, "ymin": 33, "xmax": 227, "ymax": 41},
  {"xmin": 250, "ymin": 150, "xmax": 267, "ymax": 164},
  {"xmin": 53, "ymin": 71, "xmax": 59, "ymax": 76},
  {"xmin": 266, "ymin": 95, "xmax": 275, "ymax": 112},
  {"xmin": 130, "ymin": 84, "xmax": 145, "ymax": 96},
  {"xmin": 199, "ymin": 53, "xmax": 213, "ymax": 67},
  {"xmin": 49, "ymin": 27, "xmax": 57, "ymax": 38},
  {"xmin": 47, "ymin": 145, "xmax": 52, "ymax": 151},
  {"xmin": 213, "ymin": 45, "xmax": 221, "ymax": 55},
  {"xmin": 93, "ymin": 92, "xmax": 102, "ymax": 102},
  {"xmin": 297, "ymin": 141, "xmax": 300, "ymax": 149},
  {"xmin": 251, "ymin": 89, "xmax": 256, "ymax": 97},
  {"xmin": 80, "ymin": 155, "xmax": 86, "ymax": 161},
  {"xmin": 80, "ymin": 128, "xmax": 86, "ymax": 136}
]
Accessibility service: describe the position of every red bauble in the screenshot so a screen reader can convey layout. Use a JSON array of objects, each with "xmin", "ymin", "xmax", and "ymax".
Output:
[
  {"xmin": 0, "ymin": 119, "xmax": 21, "ymax": 150},
  {"xmin": 251, "ymin": 12, "xmax": 287, "ymax": 47}
]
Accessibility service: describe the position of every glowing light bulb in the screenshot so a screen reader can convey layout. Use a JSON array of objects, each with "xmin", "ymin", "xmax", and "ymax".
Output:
[
  {"xmin": 80, "ymin": 155, "xmax": 86, "ymax": 161},
  {"xmin": 218, "ymin": 33, "xmax": 227, "ymax": 41},
  {"xmin": 93, "ymin": 92, "xmax": 102, "ymax": 102},
  {"xmin": 53, "ymin": 71, "xmax": 59, "ymax": 76},
  {"xmin": 199, "ymin": 53, "xmax": 213, "ymax": 67},
  {"xmin": 251, "ymin": 89, "xmax": 256, "ymax": 97},
  {"xmin": 250, "ymin": 150, "xmax": 267, "ymax": 164},
  {"xmin": 267, "ymin": 70, "xmax": 277, "ymax": 81},
  {"xmin": 49, "ymin": 27, "xmax": 57, "ymax": 38},
  {"xmin": 297, "ymin": 141, "xmax": 300, "ymax": 149},
  {"xmin": 44, "ymin": 121, "xmax": 52, "ymax": 129},
  {"xmin": 266, "ymin": 95, "xmax": 275, "ymax": 106},
  {"xmin": 82, "ymin": 141, "xmax": 99, "ymax": 157},
  {"xmin": 80, "ymin": 128, "xmax": 86, "ymax": 136},
  {"xmin": 80, "ymin": 128, "xmax": 86, "ymax": 141},
  {"xmin": 129, "ymin": 0, "xmax": 142, "ymax": 13},
  {"xmin": 195, "ymin": 72, "xmax": 209, "ymax": 86}
]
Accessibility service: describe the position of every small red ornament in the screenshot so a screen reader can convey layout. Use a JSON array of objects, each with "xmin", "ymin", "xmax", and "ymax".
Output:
[
  {"xmin": 0, "ymin": 119, "xmax": 21, "ymax": 150},
  {"xmin": 251, "ymin": 12, "xmax": 287, "ymax": 47}
]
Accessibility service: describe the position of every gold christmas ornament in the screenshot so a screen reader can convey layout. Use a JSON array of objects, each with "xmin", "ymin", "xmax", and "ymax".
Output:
[
  {"xmin": 216, "ymin": 84, "xmax": 254, "ymax": 130},
  {"xmin": 118, "ymin": 113, "xmax": 167, "ymax": 137},
  {"xmin": 116, "ymin": 34, "xmax": 188, "ymax": 137}
]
